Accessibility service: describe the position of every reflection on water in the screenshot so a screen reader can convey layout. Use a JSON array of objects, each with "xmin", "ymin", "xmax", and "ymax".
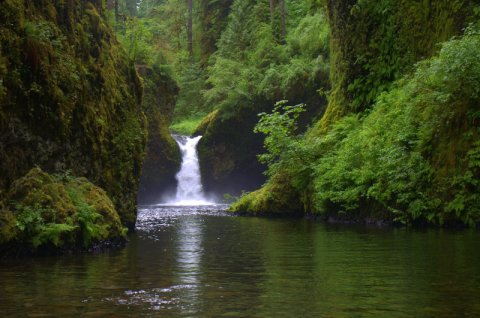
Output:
[{"xmin": 1, "ymin": 205, "xmax": 480, "ymax": 317}]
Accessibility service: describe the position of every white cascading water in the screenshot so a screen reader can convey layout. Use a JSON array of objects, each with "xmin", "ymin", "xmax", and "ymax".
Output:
[{"xmin": 171, "ymin": 135, "xmax": 211, "ymax": 205}]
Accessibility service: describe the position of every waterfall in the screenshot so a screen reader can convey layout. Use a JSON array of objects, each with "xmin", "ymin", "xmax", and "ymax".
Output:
[{"xmin": 171, "ymin": 135, "xmax": 211, "ymax": 205}]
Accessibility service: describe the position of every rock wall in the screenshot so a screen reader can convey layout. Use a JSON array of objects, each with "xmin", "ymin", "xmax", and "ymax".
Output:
[
  {"xmin": 137, "ymin": 65, "xmax": 181, "ymax": 205},
  {"xmin": 0, "ymin": 0, "xmax": 146, "ymax": 229}
]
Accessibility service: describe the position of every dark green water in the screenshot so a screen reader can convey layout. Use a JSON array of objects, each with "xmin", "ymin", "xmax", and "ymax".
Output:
[{"xmin": 1, "ymin": 205, "xmax": 480, "ymax": 317}]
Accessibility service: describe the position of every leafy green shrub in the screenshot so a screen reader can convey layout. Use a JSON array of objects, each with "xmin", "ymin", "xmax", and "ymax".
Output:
[
  {"xmin": 66, "ymin": 188, "xmax": 109, "ymax": 247},
  {"xmin": 254, "ymin": 101, "xmax": 306, "ymax": 176},
  {"xmin": 310, "ymin": 25, "xmax": 480, "ymax": 225}
]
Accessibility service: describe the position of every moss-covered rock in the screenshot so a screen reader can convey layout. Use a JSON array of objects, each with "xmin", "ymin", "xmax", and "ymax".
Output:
[
  {"xmin": 137, "ymin": 65, "xmax": 181, "ymax": 204},
  {"xmin": 229, "ymin": 173, "xmax": 303, "ymax": 216},
  {"xmin": 239, "ymin": 19, "xmax": 480, "ymax": 226},
  {"xmin": 317, "ymin": 0, "xmax": 479, "ymax": 132},
  {"xmin": 0, "ymin": 0, "xmax": 146, "ymax": 229},
  {"xmin": 196, "ymin": 102, "xmax": 268, "ymax": 198},
  {"xmin": 0, "ymin": 167, "xmax": 126, "ymax": 255},
  {"xmin": 197, "ymin": 83, "xmax": 326, "ymax": 198}
]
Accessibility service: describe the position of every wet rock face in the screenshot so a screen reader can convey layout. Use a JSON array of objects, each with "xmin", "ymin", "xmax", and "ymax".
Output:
[
  {"xmin": 196, "ymin": 105, "xmax": 267, "ymax": 199},
  {"xmin": 136, "ymin": 65, "xmax": 181, "ymax": 205},
  {"xmin": 0, "ymin": 0, "xmax": 146, "ymax": 228},
  {"xmin": 196, "ymin": 87, "xmax": 325, "ymax": 199}
]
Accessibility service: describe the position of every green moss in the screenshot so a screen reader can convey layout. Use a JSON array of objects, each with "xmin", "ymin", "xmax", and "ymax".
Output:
[
  {"xmin": 229, "ymin": 173, "xmax": 303, "ymax": 215},
  {"xmin": 0, "ymin": 204, "xmax": 16, "ymax": 245},
  {"xmin": 192, "ymin": 109, "xmax": 220, "ymax": 136},
  {"xmin": 170, "ymin": 117, "xmax": 205, "ymax": 136},
  {"xmin": 2, "ymin": 167, "xmax": 126, "ymax": 253},
  {"xmin": 244, "ymin": 25, "xmax": 480, "ymax": 226}
]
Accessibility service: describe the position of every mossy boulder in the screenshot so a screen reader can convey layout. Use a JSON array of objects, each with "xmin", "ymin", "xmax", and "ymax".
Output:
[
  {"xmin": 229, "ymin": 173, "xmax": 303, "ymax": 216},
  {"xmin": 0, "ymin": 0, "xmax": 146, "ymax": 229},
  {"xmin": 137, "ymin": 65, "xmax": 181, "ymax": 204},
  {"xmin": 0, "ymin": 167, "xmax": 126, "ymax": 255}
]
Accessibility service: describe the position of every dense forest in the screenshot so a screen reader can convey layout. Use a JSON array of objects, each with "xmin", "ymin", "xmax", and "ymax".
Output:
[{"xmin": 0, "ymin": 0, "xmax": 479, "ymax": 255}]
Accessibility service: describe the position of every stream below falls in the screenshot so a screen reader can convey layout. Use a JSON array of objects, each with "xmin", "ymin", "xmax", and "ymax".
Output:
[
  {"xmin": 2, "ymin": 135, "xmax": 480, "ymax": 317},
  {"xmin": 1, "ymin": 204, "xmax": 480, "ymax": 317}
]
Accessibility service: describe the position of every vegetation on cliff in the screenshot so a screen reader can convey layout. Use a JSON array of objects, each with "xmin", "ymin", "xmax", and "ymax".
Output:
[
  {"xmin": 232, "ymin": 10, "xmax": 480, "ymax": 227},
  {"xmin": 2, "ymin": 0, "xmax": 480, "ymax": 252}
]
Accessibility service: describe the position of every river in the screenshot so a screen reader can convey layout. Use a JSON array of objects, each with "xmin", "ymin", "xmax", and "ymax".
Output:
[{"xmin": 1, "ymin": 204, "xmax": 480, "ymax": 317}]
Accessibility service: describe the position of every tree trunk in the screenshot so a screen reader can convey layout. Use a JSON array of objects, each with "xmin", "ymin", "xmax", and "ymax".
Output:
[
  {"xmin": 107, "ymin": 0, "xmax": 114, "ymax": 10},
  {"xmin": 187, "ymin": 0, "xmax": 193, "ymax": 56},
  {"xmin": 269, "ymin": 0, "xmax": 275, "ymax": 27},
  {"xmin": 279, "ymin": 0, "xmax": 286, "ymax": 40}
]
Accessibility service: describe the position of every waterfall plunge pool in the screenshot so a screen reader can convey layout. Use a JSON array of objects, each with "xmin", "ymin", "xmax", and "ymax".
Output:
[
  {"xmin": 1, "ymin": 205, "xmax": 480, "ymax": 317},
  {"xmin": 1, "ymin": 135, "xmax": 480, "ymax": 316}
]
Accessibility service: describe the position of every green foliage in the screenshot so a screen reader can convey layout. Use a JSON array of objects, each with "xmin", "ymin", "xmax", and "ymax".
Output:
[
  {"xmin": 310, "ymin": 25, "xmax": 480, "ymax": 225},
  {"xmin": 118, "ymin": 18, "xmax": 154, "ymax": 64},
  {"xmin": 173, "ymin": 58, "xmax": 208, "ymax": 120},
  {"xmin": 15, "ymin": 204, "xmax": 76, "ymax": 248},
  {"xmin": 254, "ymin": 101, "xmax": 305, "ymax": 175},
  {"xmin": 170, "ymin": 117, "xmax": 204, "ymax": 135},
  {"xmin": 204, "ymin": 0, "xmax": 329, "ymax": 117},
  {"xmin": 0, "ymin": 0, "xmax": 147, "ymax": 230},
  {"xmin": 238, "ymin": 24, "xmax": 480, "ymax": 226},
  {"xmin": 15, "ymin": 202, "xmax": 77, "ymax": 248},
  {"xmin": 66, "ymin": 187, "xmax": 109, "ymax": 247},
  {"xmin": 319, "ymin": 0, "xmax": 479, "ymax": 131},
  {"xmin": 288, "ymin": 12, "xmax": 329, "ymax": 58}
]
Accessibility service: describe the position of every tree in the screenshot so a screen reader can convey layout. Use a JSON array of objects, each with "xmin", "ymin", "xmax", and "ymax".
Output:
[
  {"xmin": 279, "ymin": 0, "xmax": 286, "ymax": 40},
  {"xmin": 269, "ymin": 0, "xmax": 275, "ymax": 27},
  {"xmin": 269, "ymin": 0, "xmax": 286, "ymax": 42},
  {"xmin": 187, "ymin": 0, "xmax": 193, "ymax": 56}
]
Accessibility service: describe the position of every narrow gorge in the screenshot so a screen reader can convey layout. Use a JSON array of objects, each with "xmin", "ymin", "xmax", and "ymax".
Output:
[{"xmin": 0, "ymin": 0, "xmax": 480, "ymax": 316}]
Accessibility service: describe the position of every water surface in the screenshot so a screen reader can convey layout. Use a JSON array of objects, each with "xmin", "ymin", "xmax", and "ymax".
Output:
[{"xmin": 1, "ymin": 205, "xmax": 480, "ymax": 317}]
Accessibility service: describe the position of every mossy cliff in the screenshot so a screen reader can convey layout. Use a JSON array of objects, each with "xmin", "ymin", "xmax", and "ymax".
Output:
[
  {"xmin": 137, "ymin": 65, "xmax": 181, "ymax": 205},
  {"xmin": 232, "ymin": 1, "xmax": 480, "ymax": 227},
  {"xmin": 317, "ymin": 0, "xmax": 478, "ymax": 131},
  {"xmin": 0, "ymin": 0, "xmax": 146, "ymax": 244}
]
